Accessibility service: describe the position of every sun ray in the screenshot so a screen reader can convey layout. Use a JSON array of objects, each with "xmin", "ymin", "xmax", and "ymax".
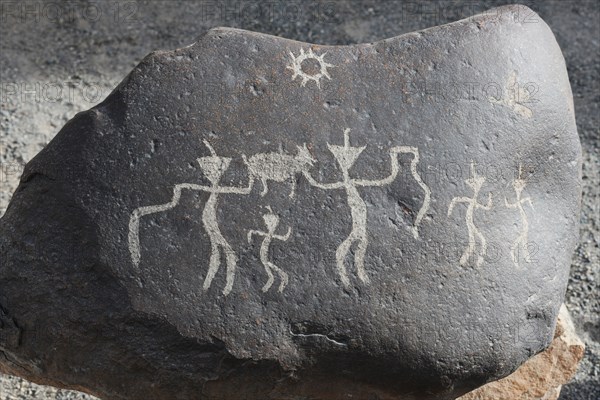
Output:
[{"xmin": 287, "ymin": 48, "xmax": 335, "ymax": 88}]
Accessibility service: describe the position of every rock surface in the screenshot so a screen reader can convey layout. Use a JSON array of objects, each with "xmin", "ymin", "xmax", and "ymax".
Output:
[
  {"xmin": 0, "ymin": 5, "xmax": 582, "ymax": 400},
  {"xmin": 459, "ymin": 304, "xmax": 585, "ymax": 400},
  {"xmin": 0, "ymin": 304, "xmax": 585, "ymax": 400}
]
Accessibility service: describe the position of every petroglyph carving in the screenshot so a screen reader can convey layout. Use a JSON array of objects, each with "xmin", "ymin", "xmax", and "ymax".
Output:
[
  {"xmin": 242, "ymin": 144, "xmax": 315, "ymax": 198},
  {"xmin": 247, "ymin": 207, "xmax": 292, "ymax": 293},
  {"xmin": 303, "ymin": 128, "xmax": 431, "ymax": 287},
  {"xmin": 130, "ymin": 131, "xmax": 432, "ymax": 293},
  {"xmin": 197, "ymin": 141, "xmax": 254, "ymax": 295},
  {"xmin": 505, "ymin": 164, "xmax": 534, "ymax": 266},
  {"xmin": 398, "ymin": 147, "xmax": 431, "ymax": 240},
  {"xmin": 129, "ymin": 140, "xmax": 253, "ymax": 296},
  {"xmin": 448, "ymin": 161, "xmax": 493, "ymax": 267},
  {"xmin": 489, "ymin": 71, "xmax": 533, "ymax": 118},
  {"xmin": 287, "ymin": 48, "xmax": 334, "ymax": 88}
]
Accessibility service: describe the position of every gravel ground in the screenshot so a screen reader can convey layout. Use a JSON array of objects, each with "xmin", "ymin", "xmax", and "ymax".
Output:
[{"xmin": 0, "ymin": 1, "xmax": 598, "ymax": 399}]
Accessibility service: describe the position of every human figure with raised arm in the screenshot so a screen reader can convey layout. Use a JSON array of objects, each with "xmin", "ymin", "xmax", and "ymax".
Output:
[
  {"xmin": 303, "ymin": 128, "xmax": 430, "ymax": 287},
  {"xmin": 505, "ymin": 163, "xmax": 534, "ymax": 266},
  {"xmin": 447, "ymin": 161, "xmax": 493, "ymax": 267},
  {"xmin": 128, "ymin": 140, "xmax": 253, "ymax": 296},
  {"xmin": 247, "ymin": 207, "xmax": 292, "ymax": 293}
]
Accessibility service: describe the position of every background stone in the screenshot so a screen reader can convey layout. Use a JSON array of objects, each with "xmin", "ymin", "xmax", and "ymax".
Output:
[
  {"xmin": 458, "ymin": 305, "xmax": 586, "ymax": 400},
  {"xmin": 0, "ymin": 1, "xmax": 597, "ymax": 399}
]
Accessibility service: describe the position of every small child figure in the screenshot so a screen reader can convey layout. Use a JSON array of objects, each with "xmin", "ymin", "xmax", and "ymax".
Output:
[{"xmin": 247, "ymin": 207, "xmax": 292, "ymax": 293}]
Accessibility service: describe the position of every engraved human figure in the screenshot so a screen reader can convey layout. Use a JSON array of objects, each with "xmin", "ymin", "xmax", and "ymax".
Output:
[
  {"xmin": 128, "ymin": 140, "xmax": 253, "ymax": 296},
  {"xmin": 197, "ymin": 141, "xmax": 256, "ymax": 295},
  {"xmin": 242, "ymin": 144, "xmax": 315, "ymax": 198},
  {"xmin": 505, "ymin": 164, "xmax": 534, "ymax": 266},
  {"xmin": 303, "ymin": 128, "xmax": 430, "ymax": 287},
  {"xmin": 247, "ymin": 207, "xmax": 292, "ymax": 293},
  {"xmin": 447, "ymin": 161, "xmax": 493, "ymax": 267}
]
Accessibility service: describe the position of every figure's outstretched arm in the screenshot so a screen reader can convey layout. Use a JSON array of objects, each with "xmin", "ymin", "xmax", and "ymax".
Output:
[
  {"xmin": 247, "ymin": 230, "xmax": 262, "ymax": 243},
  {"xmin": 218, "ymin": 175, "xmax": 255, "ymax": 195},
  {"xmin": 353, "ymin": 146, "xmax": 412, "ymax": 187},
  {"xmin": 526, "ymin": 198, "xmax": 534, "ymax": 209},
  {"xmin": 129, "ymin": 183, "xmax": 210, "ymax": 267},
  {"xmin": 275, "ymin": 227, "xmax": 292, "ymax": 241},
  {"xmin": 302, "ymin": 170, "xmax": 344, "ymax": 190},
  {"xmin": 448, "ymin": 197, "xmax": 469, "ymax": 216}
]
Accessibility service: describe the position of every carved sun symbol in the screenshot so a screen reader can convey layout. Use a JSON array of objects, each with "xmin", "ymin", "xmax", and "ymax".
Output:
[{"xmin": 286, "ymin": 48, "xmax": 334, "ymax": 88}]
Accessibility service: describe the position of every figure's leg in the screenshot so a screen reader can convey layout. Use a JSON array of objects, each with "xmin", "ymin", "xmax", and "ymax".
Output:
[
  {"xmin": 459, "ymin": 246, "xmax": 471, "ymax": 266},
  {"xmin": 222, "ymin": 242, "xmax": 238, "ymax": 296},
  {"xmin": 260, "ymin": 178, "xmax": 268, "ymax": 197},
  {"xmin": 277, "ymin": 268, "xmax": 289, "ymax": 293},
  {"xmin": 261, "ymin": 261, "xmax": 275, "ymax": 293},
  {"xmin": 336, "ymin": 232, "xmax": 356, "ymax": 287},
  {"xmin": 355, "ymin": 232, "xmax": 370, "ymax": 283},
  {"xmin": 521, "ymin": 233, "xmax": 532, "ymax": 263},
  {"xmin": 289, "ymin": 178, "xmax": 296, "ymax": 198},
  {"xmin": 203, "ymin": 239, "xmax": 221, "ymax": 291},
  {"xmin": 273, "ymin": 263, "xmax": 289, "ymax": 293},
  {"xmin": 460, "ymin": 225, "xmax": 475, "ymax": 266},
  {"xmin": 266, "ymin": 262, "xmax": 289, "ymax": 293},
  {"xmin": 476, "ymin": 227, "xmax": 487, "ymax": 267}
]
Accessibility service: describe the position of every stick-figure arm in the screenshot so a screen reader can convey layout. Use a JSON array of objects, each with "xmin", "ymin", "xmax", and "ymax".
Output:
[
  {"xmin": 525, "ymin": 197, "xmax": 534, "ymax": 209},
  {"xmin": 448, "ymin": 197, "xmax": 470, "ymax": 216},
  {"xmin": 479, "ymin": 192, "xmax": 493, "ymax": 210},
  {"xmin": 302, "ymin": 170, "xmax": 344, "ymax": 190},
  {"xmin": 217, "ymin": 175, "xmax": 255, "ymax": 195},
  {"xmin": 505, "ymin": 196, "xmax": 517, "ymax": 208},
  {"xmin": 129, "ymin": 182, "xmax": 210, "ymax": 267},
  {"xmin": 353, "ymin": 147, "xmax": 411, "ymax": 187},
  {"xmin": 133, "ymin": 183, "xmax": 210, "ymax": 218},
  {"xmin": 247, "ymin": 229, "xmax": 264, "ymax": 243},
  {"xmin": 275, "ymin": 227, "xmax": 292, "ymax": 241}
]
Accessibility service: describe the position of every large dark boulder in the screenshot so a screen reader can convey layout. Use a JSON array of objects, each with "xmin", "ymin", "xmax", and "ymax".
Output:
[{"xmin": 0, "ymin": 5, "xmax": 581, "ymax": 400}]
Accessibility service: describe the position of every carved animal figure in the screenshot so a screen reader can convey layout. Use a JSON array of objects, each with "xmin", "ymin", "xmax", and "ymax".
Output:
[{"xmin": 242, "ymin": 144, "xmax": 315, "ymax": 198}]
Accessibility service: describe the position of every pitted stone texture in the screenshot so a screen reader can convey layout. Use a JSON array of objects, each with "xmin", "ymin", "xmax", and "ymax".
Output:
[
  {"xmin": 459, "ymin": 305, "xmax": 585, "ymax": 400},
  {"xmin": 0, "ymin": 5, "xmax": 581, "ymax": 400}
]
